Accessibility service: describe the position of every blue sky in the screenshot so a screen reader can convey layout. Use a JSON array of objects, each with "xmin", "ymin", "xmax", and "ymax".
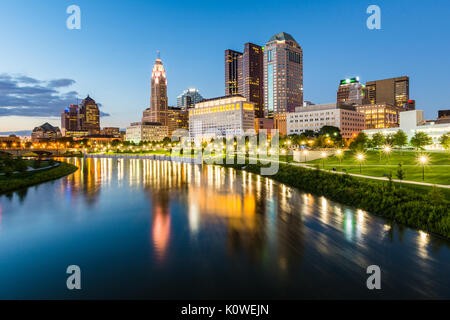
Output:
[{"xmin": 0, "ymin": 0, "xmax": 449, "ymax": 132}]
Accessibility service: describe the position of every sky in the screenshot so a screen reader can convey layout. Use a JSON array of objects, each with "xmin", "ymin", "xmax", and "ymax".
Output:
[{"xmin": 0, "ymin": 0, "xmax": 449, "ymax": 134}]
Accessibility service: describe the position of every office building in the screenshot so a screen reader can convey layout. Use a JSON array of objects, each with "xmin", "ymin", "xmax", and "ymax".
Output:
[
  {"xmin": 79, "ymin": 95, "xmax": 100, "ymax": 135},
  {"xmin": 287, "ymin": 103, "xmax": 365, "ymax": 139},
  {"xmin": 31, "ymin": 123, "xmax": 62, "ymax": 142},
  {"xmin": 126, "ymin": 122, "xmax": 169, "ymax": 144},
  {"xmin": 337, "ymin": 77, "xmax": 364, "ymax": 106},
  {"xmin": 189, "ymin": 95, "xmax": 255, "ymax": 140},
  {"xmin": 264, "ymin": 32, "xmax": 303, "ymax": 118},
  {"xmin": 61, "ymin": 104, "xmax": 80, "ymax": 136},
  {"xmin": 254, "ymin": 118, "xmax": 274, "ymax": 135},
  {"xmin": 168, "ymin": 106, "xmax": 189, "ymax": 137},
  {"xmin": 364, "ymin": 76, "xmax": 413, "ymax": 110},
  {"xmin": 274, "ymin": 113, "xmax": 287, "ymax": 137},
  {"xmin": 356, "ymin": 103, "xmax": 401, "ymax": 129},
  {"xmin": 364, "ymin": 110, "xmax": 450, "ymax": 150},
  {"xmin": 225, "ymin": 43, "xmax": 264, "ymax": 117},
  {"xmin": 177, "ymin": 89, "xmax": 204, "ymax": 108},
  {"xmin": 143, "ymin": 56, "xmax": 168, "ymax": 126}
]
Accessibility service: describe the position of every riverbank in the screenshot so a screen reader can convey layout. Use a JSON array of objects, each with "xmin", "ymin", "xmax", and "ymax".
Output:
[
  {"xmin": 0, "ymin": 161, "xmax": 78, "ymax": 194},
  {"xmin": 221, "ymin": 161, "xmax": 450, "ymax": 239}
]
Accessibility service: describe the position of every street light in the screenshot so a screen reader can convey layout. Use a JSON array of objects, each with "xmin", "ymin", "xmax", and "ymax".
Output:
[
  {"xmin": 336, "ymin": 149, "xmax": 343, "ymax": 165},
  {"xmin": 383, "ymin": 145, "xmax": 392, "ymax": 163},
  {"xmin": 418, "ymin": 155, "xmax": 429, "ymax": 181},
  {"xmin": 356, "ymin": 153, "xmax": 365, "ymax": 174},
  {"xmin": 321, "ymin": 152, "xmax": 327, "ymax": 169}
]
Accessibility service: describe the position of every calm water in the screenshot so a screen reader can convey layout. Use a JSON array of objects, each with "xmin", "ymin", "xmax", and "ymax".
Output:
[{"xmin": 0, "ymin": 158, "xmax": 449, "ymax": 299}]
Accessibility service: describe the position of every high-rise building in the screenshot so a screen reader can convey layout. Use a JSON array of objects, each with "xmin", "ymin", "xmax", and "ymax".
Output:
[
  {"xmin": 143, "ymin": 56, "xmax": 168, "ymax": 126},
  {"xmin": 225, "ymin": 49, "xmax": 243, "ymax": 96},
  {"xmin": 79, "ymin": 95, "xmax": 100, "ymax": 135},
  {"xmin": 364, "ymin": 76, "xmax": 412, "ymax": 110},
  {"xmin": 177, "ymin": 89, "xmax": 204, "ymax": 108},
  {"xmin": 337, "ymin": 78, "xmax": 365, "ymax": 106},
  {"xmin": 61, "ymin": 104, "xmax": 80, "ymax": 136},
  {"xmin": 225, "ymin": 43, "xmax": 264, "ymax": 118},
  {"xmin": 264, "ymin": 32, "xmax": 303, "ymax": 118},
  {"xmin": 168, "ymin": 106, "xmax": 189, "ymax": 137}
]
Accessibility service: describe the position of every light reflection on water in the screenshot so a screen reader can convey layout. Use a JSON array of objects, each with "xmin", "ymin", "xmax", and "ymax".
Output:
[{"xmin": 0, "ymin": 157, "xmax": 449, "ymax": 299}]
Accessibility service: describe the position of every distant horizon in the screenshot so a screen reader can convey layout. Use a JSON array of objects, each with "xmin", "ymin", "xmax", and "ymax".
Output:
[{"xmin": 1, "ymin": 0, "xmax": 449, "ymax": 132}]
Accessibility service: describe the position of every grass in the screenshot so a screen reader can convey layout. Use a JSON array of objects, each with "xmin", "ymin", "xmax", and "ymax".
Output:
[
  {"xmin": 308, "ymin": 150, "xmax": 450, "ymax": 185},
  {"xmin": 0, "ymin": 161, "xmax": 78, "ymax": 194}
]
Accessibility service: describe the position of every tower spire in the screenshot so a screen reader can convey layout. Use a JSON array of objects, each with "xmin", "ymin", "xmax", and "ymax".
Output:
[{"xmin": 156, "ymin": 50, "xmax": 161, "ymax": 60}]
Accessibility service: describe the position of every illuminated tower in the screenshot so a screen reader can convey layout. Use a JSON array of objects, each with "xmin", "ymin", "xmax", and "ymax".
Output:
[
  {"xmin": 264, "ymin": 32, "xmax": 303, "ymax": 118},
  {"xmin": 143, "ymin": 53, "xmax": 168, "ymax": 126}
]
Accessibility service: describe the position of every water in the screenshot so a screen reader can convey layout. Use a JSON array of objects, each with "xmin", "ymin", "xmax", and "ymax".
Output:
[{"xmin": 0, "ymin": 158, "xmax": 449, "ymax": 299}]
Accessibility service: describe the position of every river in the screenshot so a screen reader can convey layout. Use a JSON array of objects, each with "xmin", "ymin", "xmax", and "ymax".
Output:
[{"xmin": 0, "ymin": 157, "xmax": 449, "ymax": 299}]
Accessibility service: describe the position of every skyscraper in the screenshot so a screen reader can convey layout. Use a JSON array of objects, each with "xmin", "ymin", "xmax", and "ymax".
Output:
[
  {"xmin": 143, "ymin": 55, "xmax": 168, "ymax": 126},
  {"xmin": 61, "ymin": 104, "xmax": 80, "ymax": 136},
  {"xmin": 177, "ymin": 88, "xmax": 204, "ymax": 108},
  {"xmin": 364, "ymin": 76, "xmax": 413, "ymax": 110},
  {"xmin": 79, "ymin": 95, "xmax": 100, "ymax": 135},
  {"xmin": 337, "ymin": 77, "xmax": 364, "ymax": 106},
  {"xmin": 225, "ymin": 49, "xmax": 242, "ymax": 96},
  {"xmin": 224, "ymin": 43, "xmax": 264, "ymax": 118},
  {"xmin": 264, "ymin": 32, "xmax": 303, "ymax": 118}
]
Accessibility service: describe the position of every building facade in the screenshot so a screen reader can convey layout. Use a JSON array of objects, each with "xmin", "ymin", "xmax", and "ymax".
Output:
[
  {"xmin": 364, "ymin": 110, "xmax": 450, "ymax": 150},
  {"xmin": 337, "ymin": 78, "xmax": 364, "ymax": 106},
  {"xmin": 168, "ymin": 106, "xmax": 189, "ymax": 137},
  {"xmin": 189, "ymin": 95, "xmax": 255, "ymax": 140},
  {"xmin": 126, "ymin": 122, "xmax": 169, "ymax": 144},
  {"xmin": 177, "ymin": 88, "xmax": 204, "ymax": 108},
  {"xmin": 364, "ymin": 76, "xmax": 413, "ymax": 111},
  {"xmin": 264, "ymin": 32, "xmax": 303, "ymax": 118},
  {"xmin": 61, "ymin": 104, "xmax": 80, "ymax": 136},
  {"xmin": 225, "ymin": 43, "xmax": 264, "ymax": 118},
  {"xmin": 254, "ymin": 118, "xmax": 274, "ymax": 135},
  {"xmin": 356, "ymin": 103, "xmax": 401, "ymax": 129},
  {"xmin": 79, "ymin": 95, "xmax": 100, "ymax": 135},
  {"xmin": 286, "ymin": 103, "xmax": 365, "ymax": 139},
  {"xmin": 143, "ymin": 57, "xmax": 168, "ymax": 126},
  {"xmin": 31, "ymin": 123, "xmax": 62, "ymax": 142}
]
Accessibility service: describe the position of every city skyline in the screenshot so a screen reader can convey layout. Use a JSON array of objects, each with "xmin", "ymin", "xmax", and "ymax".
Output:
[{"xmin": 1, "ymin": 0, "xmax": 450, "ymax": 133}]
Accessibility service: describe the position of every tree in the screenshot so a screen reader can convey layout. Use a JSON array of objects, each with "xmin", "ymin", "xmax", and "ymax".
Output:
[
  {"xmin": 318, "ymin": 126, "xmax": 341, "ymax": 140},
  {"xmin": 396, "ymin": 163, "xmax": 405, "ymax": 180},
  {"xmin": 439, "ymin": 133, "xmax": 450, "ymax": 151},
  {"xmin": 392, "ymin": 130, "xmax": 408, "ymax": 150},
  {"xmin": 410, "ymin": 131, "xmax": 433, "ymax": 150},
  {"xmin": 349, "ymin": 132, "xmax": 368, "ymax": 151},
  {"xmin": 371, "ymin": 132, "xmax": 386, "ymax": 148}
]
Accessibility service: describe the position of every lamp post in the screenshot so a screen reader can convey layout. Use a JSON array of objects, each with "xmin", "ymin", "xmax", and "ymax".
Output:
[
  {"xmin": 336, "ymin": 149, "xmax": 343, "ymax": 165},
  {"xmin": 321, "ymin": 152, "xmax": 327, "ymax": 169},
  {"xmin": 383, "ymin": 145, "xmax": 392, "ymax": 164},
  {"xmin": 356, "ymin": 153, "xmax": 365, "ymax": 174},
  {"xmin": 418, "ymin": 155, "xmax": 429, "ymax": 181}
]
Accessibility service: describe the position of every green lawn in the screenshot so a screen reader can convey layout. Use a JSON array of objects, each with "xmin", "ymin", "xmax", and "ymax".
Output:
[{"xmin": 308, "ymin": 150, "xmax": 450, "ymax": 185}]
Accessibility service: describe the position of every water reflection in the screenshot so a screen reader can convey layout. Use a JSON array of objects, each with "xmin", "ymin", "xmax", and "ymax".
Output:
[{"xmin": 0, "ymin": 157, "xmax": 449, "ymax": 299}]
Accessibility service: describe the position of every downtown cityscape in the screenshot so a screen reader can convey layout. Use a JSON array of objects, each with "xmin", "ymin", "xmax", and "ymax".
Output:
[{"xmin": 0, "ymin": 0, "xmax": 450, "ymax": 310}]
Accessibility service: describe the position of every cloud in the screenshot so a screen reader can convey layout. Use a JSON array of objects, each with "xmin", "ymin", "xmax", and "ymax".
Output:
[
  {"xmin": 47, "ymin": 79, "xmax": 76, "ymax": 88},
  {"xmin": 0, "ymin": 74, "xmax": 110, "ymax": 118}
]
